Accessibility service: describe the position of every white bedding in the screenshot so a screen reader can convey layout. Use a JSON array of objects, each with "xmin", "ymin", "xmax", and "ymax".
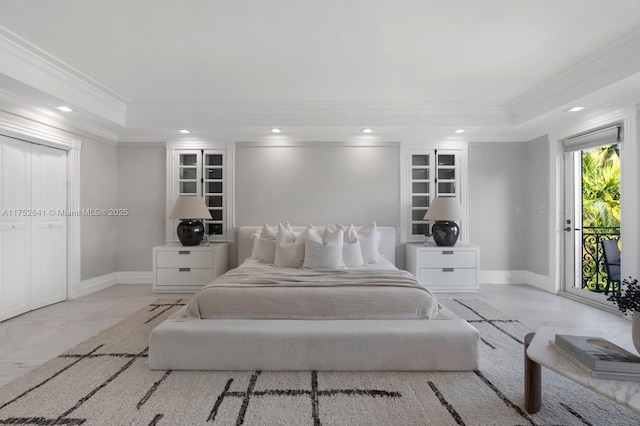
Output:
[
  {"xmin": 180, "ymin": 261, "xmax": 441, "ymax": 320},
  {"xmin": 238, "ymin": 258, "xmax": 398, "ymax": 271}
]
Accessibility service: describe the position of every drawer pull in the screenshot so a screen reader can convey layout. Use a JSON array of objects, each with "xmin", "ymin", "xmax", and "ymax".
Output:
[
  {"xmin": 442, "ymin": 250, "xmax": 454, "ymax": 255},
  {"xmin": 178, "ymin": 250, "xmax": 191, "ymax": 255},
  {"xmin": 442, "ymin": 268, "xmax": 454, "ymax": 272},
  {"xmin": 178, "ymin": 268, "xmax": 191, "ymax": 272}
]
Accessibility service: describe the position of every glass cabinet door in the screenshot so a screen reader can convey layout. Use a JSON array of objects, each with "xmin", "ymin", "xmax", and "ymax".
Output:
[
  {"xmin": 169, "ymin": 145, "xmax": 229, "ymax": 243},
  {"xmin": 409, "ymin": 154, "xmax": 432, "ymax": 238},
  {"xmin": 178, "ymin": 152, "xmax": 200, "ymax": 195},
  {"xmin": 405, "ymin": 150, "xmax": 462, "ymax": 242},
  {"xmin": 203, "ymin": 152, "xmax": 224, "ymax": 236},
  {"xmin": 436, "ymin": 153, "xmax": 457, "ymax": 196}
]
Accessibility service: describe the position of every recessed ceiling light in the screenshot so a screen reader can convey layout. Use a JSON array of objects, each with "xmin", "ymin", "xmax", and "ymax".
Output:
[
  {"xmin": 271, "ymin": 128, "xmax": 282, "ymax": 133},
  {"xmin": 567, "ymin": 106, "xmax": 585, "ymax": 112},
  {"xmin": 178, "ymin": 129, "xmax": 191, "ymax": 134},
  {"xmin": 454, "ymin": 129, "xmax": 465, "ymax": 134},
  {"xmin": 55, "ymin": 106, "xmax": 74, "ymax": 112},
  {"xmin": 360, "ymin": 128, "xmax": 373, "ymax": 134}
]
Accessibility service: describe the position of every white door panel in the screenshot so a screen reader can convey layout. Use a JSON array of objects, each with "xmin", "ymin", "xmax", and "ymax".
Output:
[
  {"xmin": 0, "ymin": 137, "xmax": 32, "ymax": 320},
  {"xmin": 31, "ymin": 144, "xmax": 67, "ymax": 309},
  {"xmin": 0, "ymin": 136, "xmax": 67, "ymax": 320}
]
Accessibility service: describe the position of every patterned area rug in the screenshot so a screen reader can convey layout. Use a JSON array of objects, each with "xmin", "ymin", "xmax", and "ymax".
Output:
[{"xmin": 1, "ymin": 298, "xmax": 639, "ymax": 425}]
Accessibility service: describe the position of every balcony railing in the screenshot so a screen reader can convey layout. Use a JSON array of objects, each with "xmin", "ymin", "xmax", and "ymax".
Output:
[{"xmin": 582, "ymin": 226, "xmax": 620, "ymax": 293}]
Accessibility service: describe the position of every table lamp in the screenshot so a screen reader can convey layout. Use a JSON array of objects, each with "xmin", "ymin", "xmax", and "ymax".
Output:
[
  {"xmin": 423, "ymin": 197, "xmax": 466, "ymax": 246},
  {"xmin": 169, "ymin": 196, "xmax": 212, "ymax": 246}
]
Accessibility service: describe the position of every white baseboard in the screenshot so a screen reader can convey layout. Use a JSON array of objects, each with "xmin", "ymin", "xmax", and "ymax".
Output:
[
  {"xmin": 479, "ymin": 270, "xmax": 556, "ymax": 293},
  {"xmin": 117, "ymin": 271, "xmax": 153, "ymax": 285},
  {"xmin": 521, "ymin": 270, "xmax": 557, "ymax": 293},
  {"xmin": 70, "ymin": 271, "xmax": 152, "ymax": 299},
  {"xmin": 70, "ymin": 272, "xmax": 117, "ymax": 299},
  {"xmin": 479, "ymin": 270, "xmax": 527, "ymax": 285}
]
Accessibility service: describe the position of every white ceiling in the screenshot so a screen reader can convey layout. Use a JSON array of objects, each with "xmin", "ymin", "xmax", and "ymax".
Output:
[{"xmin": 1, "ymin": 0, "xmax": 640, "ymax": 143}]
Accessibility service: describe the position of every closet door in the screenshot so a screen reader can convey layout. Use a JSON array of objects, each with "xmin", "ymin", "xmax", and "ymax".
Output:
[
  {"xmin": 0, "ymin": 136, "xmax": 32, "ymax": 321},
  {"xmin": 31, "ymin": 145, "xmax": 67, "ymax": 309}
]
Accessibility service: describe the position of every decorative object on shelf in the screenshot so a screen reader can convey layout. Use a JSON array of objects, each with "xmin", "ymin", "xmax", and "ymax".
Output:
[
  {"xmin": 169, "ymin": 196, "xmax": 212, "ymax": 246},
  {"xmin": 423, "ymin": 197, "xmax": 466, "ymax": 246},
  {"xmin": 608, "ymin": 277, "xmax": 640, "ymax": 353}
]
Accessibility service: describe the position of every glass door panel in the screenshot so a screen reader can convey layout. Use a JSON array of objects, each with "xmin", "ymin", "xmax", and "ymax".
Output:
[
  {"xmin": 409, "ymin": 154, "xmax": 432, "ymax": 240},
  {"xmin": 203, "ymin": 152, "xmax": 224, "ymax": 238},
  {"xmin": 436, "ymin": 153, "xmax": 456, "ymax": 197},
  {"xmin": 178, "ymin": 152, "xmax": 199, "ymax": 195},
  {"xmin": 436, "ymin": 154, "xmax": 455, "ymax": 167},
  {"xmin": 564, "ymin": 143, "xmax": 621, "ymax": 304},
  {"xmin": 437, "ymin": 182, "xmax": 456, "ymax": 194}
]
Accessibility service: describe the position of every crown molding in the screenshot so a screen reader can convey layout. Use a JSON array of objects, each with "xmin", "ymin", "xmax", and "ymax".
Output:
[
  {"xmin": 513, "ymin": 26, "xmax": 640, "ymax": 125},
  {"xmin": 0, "ymin": 117, "xmax": 77, "ymax": 149},
  {"xmin": 0, "ymin": 25, "xmax": 128, "ymax": 126},
  {"xmin": 0, "ymin": 87, "xmax": 120, "ymax": 143},
  {"xmin": 2, "ymin": 22, "xmax": 640, "ymax": 145},
  {"xmin": 127, "ymin": 99, "xmax": 511, "ymax": 116}
]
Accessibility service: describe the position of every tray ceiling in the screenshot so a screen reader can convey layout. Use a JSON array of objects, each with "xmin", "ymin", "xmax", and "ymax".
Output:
[{"xmin": 1, "ymin": 0, "xmax": 640, "ymax": 142}]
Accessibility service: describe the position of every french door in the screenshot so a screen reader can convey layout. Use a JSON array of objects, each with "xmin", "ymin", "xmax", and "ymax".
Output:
[{"xmin": 563, "ymin": 126, "xmax": 621, "ymax": 304}]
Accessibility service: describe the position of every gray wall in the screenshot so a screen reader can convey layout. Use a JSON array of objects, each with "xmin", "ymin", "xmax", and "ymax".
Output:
[
  {"xmin": 116, "ymin": 145, "xmax": 167, "ymax": 271},
  {"xmin": 81, "ymin": 139, "xmax": 118, "ymax": 280},
  {"xmin": 468, "ymin": 138, "xmax": 550, "ymax": 275},
  {"xmin": 109, "ymin": 140, "xmax": 551, "ymax": 278},
  {"xmin": 235, "ymin": 144, "xmax": 400, "ymax": 226},
  {"xmin": 468, "ymin": 142, "xmax": 527, "ymax": 271},
  {"xmin": 523, "ymin": 135, "xmax": 550, "ymax": 276}
]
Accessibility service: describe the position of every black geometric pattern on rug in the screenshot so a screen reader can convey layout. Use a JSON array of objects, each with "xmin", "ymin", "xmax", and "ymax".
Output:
[
  {"xmin": 0, "ymin": 301, "xmax": 187, "ymax": 426},
  {"xmin": 0, "ymin": 345, "xmax": 148, "ymax": 425},
  {"xmin": 144, "ymin": 300, "xmax": 187, "ymax": 324},
  {"xmin": 203, "ymin": 370, "xmax": 402, "ymax": 426},
  {"xmin": 453, "ymin": 299, "xmax": 524, "ymax": 345},
  {"xmin": 2, "ymin": 298, "xmax": 640, "ymax": 425},
  {"xmin": 446, "ymin": 298, "xmax": 627, "ymax": 426},
  {"xmin": 0, "ymin": 351, "xmax": 402, "ymax": 426}
]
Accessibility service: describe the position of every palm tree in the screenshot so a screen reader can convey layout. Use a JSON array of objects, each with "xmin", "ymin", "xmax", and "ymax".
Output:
[
  {"xmin": 582, "ymin": 144, "xmax": 620, "ymax": 227},
  {"xmin": 581, "ymin": 144, "xmax": 620, "ymax": 291}
]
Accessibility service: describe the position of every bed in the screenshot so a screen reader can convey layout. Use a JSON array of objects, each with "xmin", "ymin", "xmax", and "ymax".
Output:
[{"xmin": 149, "ymin": 225, "xmax": 479, "ymax": 371}]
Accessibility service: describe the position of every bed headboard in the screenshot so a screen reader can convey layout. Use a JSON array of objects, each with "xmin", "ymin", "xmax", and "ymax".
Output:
[{"xmin": 237, "ymin": 225, "xmax": 397, "ymax": 267}]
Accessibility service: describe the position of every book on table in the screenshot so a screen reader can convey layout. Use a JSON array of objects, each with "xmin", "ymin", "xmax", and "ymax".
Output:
[
  {"xmin": 555, "ymin": 334, "xmax": 640, "ymax": 374},
  {"xmin": 549, "ymin": 340, "xmax": 640, "ymax": 381}
]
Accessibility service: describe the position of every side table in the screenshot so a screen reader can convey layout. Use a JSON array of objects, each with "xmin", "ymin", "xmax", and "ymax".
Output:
[{"xmin": 524, "ymin": 326, "xmax": 640, "ymax": 414}]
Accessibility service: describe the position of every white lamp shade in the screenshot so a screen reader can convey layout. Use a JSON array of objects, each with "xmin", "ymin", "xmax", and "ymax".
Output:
[
  {"xmin": 169, "ymin": 196, "xmax": 212, "ymax": 220},
  {"xmin": 423, "ymin": 197, "xmax": 466, "ymax": 221}
]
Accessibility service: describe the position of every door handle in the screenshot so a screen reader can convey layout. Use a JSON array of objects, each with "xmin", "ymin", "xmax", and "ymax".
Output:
[{"xmin": 564, "ymin": 227, "xmax": 581, "ymax": 232}]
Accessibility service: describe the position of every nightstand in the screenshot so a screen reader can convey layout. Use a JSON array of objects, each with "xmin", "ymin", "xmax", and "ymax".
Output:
[
  {"xmin": 153, "ymin": 243, "xmax": 228, "ymax": 293},
  {"xmin": 405, "ymin": 243, "xmax": 479, "ymax": 293}
]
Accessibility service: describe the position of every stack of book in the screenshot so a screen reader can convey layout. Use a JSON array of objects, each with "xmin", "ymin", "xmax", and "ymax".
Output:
[{"xmin": 551, "ymin": 334, "xmax": 640, "ymax": 381}]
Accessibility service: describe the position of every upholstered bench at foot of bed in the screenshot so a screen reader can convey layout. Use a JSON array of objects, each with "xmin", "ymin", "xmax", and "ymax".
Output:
[{"xmin": 149, "ymin": 309, "xmax": 479, "ymax": 371}]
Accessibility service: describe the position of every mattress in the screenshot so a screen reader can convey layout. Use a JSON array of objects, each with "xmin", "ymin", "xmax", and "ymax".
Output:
[{"xmin": 178, "ymin": 260, "xmax": 441, "ymax": 320}]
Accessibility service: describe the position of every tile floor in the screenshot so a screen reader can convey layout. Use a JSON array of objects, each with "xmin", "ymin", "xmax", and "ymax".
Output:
[{"xmin": 0, "ymin": 283, "xmax": 631, "ymax": 387}]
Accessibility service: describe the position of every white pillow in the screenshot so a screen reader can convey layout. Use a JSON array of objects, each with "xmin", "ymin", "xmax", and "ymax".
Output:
[
  {"xmin": 335, "ymin": 224, "xmax": 365, "ymax": 267},
  {"xmin": 258, "ymin": 223, "xmax": 277, "ymax": 264},
  {"xmin": 303, "ymin": 227, "xmax": 345, "ymax": 269},
  {"xmin": 358, "ymin": 222, "xmax": 384, "ymax": 264},
  {"xmin": 248, "ymin": 230, "xmax": 261, "ymax": 260},
  {"xmin": 274, "ymin": 223, "xmax": 305, "ymax": 268}
]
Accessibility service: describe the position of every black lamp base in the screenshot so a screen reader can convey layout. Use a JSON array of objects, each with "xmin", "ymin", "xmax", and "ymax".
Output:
[
  {"xmin": 176, "ymin": 219, "xmax": 205, "ymax": 246},
  {"xmin": 431, "ymin": 220, "xmax": 459, "ymax": 246}
]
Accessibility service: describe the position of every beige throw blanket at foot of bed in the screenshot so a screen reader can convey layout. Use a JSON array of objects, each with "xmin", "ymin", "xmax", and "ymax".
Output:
[{"xmin": 180, "ymin": 267, "xmax": 441, "ymax": 320}]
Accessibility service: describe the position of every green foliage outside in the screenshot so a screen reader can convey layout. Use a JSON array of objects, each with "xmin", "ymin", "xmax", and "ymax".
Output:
[
  {"xmin": 582, "ymin": 144, "xmax": 620, "ymax": 228},
  {"xmin": 581, "ymin": 144, "xmax": 620, "ymax": 291}
]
